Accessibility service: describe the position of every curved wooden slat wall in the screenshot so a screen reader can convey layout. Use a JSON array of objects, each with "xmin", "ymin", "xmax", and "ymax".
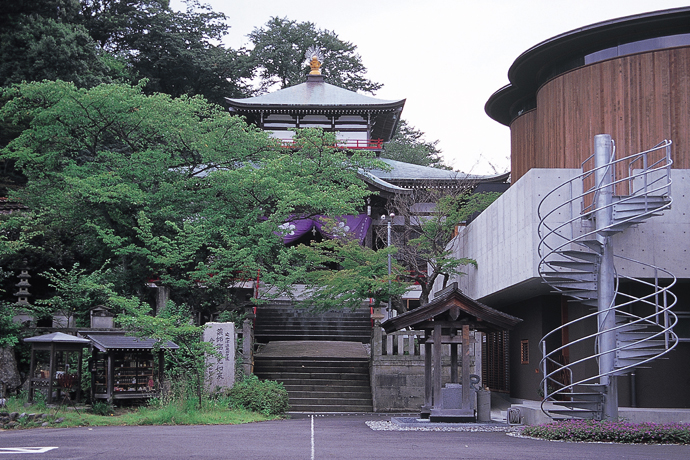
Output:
[
  {"xmin": 509, "ymin": 46, "xmax": 690, "ymax": 183},
  {"xmin": 510, "ymin": 110, "xmax": 537, "ymax": 181}
]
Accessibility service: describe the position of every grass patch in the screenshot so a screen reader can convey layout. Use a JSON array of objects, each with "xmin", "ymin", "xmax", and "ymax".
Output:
[
  {"xmin": 1, "ymin": 395, "xmax": 279, "ymax": 430},
  {"xmin": 522, "ymin": 419, "xmax": 690, "ymax": 444}
]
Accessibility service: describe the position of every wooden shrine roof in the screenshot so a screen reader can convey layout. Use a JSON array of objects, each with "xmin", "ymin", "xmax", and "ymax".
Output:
[
  {"xmin": 81, "ymin": 332, "xmax": 178, "ymax": 352},
  {"xmin": 382, "ymin": 283, "xmax": 522, "ymax": 333},
  {"xmin": 24, "ymin": 332, "xmax": 91, "ymax": 345}
]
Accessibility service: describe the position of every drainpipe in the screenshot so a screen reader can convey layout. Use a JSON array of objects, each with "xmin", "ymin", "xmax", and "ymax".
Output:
[{"xmin": 630, "ymin": 372, "xmax": 637, "ymax": 408}]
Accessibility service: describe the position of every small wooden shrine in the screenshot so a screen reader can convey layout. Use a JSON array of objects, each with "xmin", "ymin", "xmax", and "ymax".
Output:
[
  {"xmin": 24, "ymin": 332, "xmax": 91, "ymax": 404},
  {"xmin": 382, "ymin": 283, "xmax": 521, "ymax": 422},
  {"xmin": 80, "ymin": 332, "xmax": 178, "ymax": 402}
]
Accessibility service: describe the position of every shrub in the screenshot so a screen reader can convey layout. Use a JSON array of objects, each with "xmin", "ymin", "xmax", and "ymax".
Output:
[
  {"xmin": 522, "ymin": 419, "xmax": 690, "ymax": 444},
  {"xmin": 227, "ymin": 375, "xmax": 290, "ymax": 416},
  {"xmin": 91, "ymin": 401, "xmax": 114, "ymax": 416}
]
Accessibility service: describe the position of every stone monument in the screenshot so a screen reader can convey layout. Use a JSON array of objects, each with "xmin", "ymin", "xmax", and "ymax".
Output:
[{"xmin": 203, "ymin": 322, "xmax": 235, "ymax": 390}]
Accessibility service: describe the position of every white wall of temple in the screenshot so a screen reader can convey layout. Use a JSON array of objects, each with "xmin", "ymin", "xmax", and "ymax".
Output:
[{"xmin": 434, "ymin": 169, "xmax": 690, "ymax": 302}]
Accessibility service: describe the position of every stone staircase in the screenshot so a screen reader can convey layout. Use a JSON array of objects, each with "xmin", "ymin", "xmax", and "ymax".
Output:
[
  {"xmin": 252, "ymin": 303, "xmax": 374, "ymax": 412},
  {"xmin": 254, "ymin": 302, "xmax": 372, "ymax": 343},
  {"xmin": 254, "ymin": 354, "xmax": 373, "ymax": 412}
]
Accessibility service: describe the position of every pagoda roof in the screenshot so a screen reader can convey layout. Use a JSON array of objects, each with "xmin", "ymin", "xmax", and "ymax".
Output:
[
  {"xmin": 370, "ymin": 159, "xmax": 510, "ymax": 184},
  {"xmin": 226, "ymin": 77, "xmax": 405, "ymax": 112},
  {"xmin": 226, "ymin": 75, "xmax": 405, "ymax": 142}
]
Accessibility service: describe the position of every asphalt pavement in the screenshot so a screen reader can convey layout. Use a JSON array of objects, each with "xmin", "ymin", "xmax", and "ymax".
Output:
[{"xmin": 1, "ymin": 414, "xmax": 690, "ymax": 459}]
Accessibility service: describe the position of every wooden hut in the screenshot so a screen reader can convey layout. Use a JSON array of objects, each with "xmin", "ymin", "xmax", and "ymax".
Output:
[{"xmin": 382, "ymin": 283, "xmax": 521, "ymax": 422}]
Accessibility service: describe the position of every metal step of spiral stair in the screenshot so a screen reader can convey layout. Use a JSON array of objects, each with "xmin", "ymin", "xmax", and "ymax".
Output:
[
  {"xmin": 612, "ymin": 195, "xmax": 671, "ymax": 216},
  {"xmin": 598, "ymin": 195, "xmax": 671, "ymax": 236},
  {"xmin": 546, "ymin": 384, "xmax": 606, "ymax": 420},
  {"xmin": 614, "ymin": 328, "xmax": 669, "ymax": 369}
]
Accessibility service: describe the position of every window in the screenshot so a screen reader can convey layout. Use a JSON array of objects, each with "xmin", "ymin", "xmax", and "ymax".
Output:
[
  {"xmin": 520, "ymin": 340, "xmax": 529, "ymax": 364},
  {"xmin": 482, "ymin": 331, "xmax": 510, "ymax": 392}
]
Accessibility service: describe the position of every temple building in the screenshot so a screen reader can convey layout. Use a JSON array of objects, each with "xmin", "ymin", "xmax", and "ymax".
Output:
[
  {"xmin": 226, "ymin": 47, "xmax": 405, "ymax": 150},
  {"xmin": 227, "ymin": 49, "xmax": 509, "ymax": 414},
  {"xmin": 226, "ymin": 50, "xmax": 509, "ymax": 253}
]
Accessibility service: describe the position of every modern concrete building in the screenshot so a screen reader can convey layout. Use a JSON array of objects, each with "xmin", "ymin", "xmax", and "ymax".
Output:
[{"xmin": 439, "ymin": 7, "xmax": 690, "ymax": 419}]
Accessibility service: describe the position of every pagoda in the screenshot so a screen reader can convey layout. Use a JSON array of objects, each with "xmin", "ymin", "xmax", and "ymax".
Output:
[
  {"xmin": 226, "ymin": 48, "xmax": 509, "ymax": 249},
  {"xmin": 226, "ymin": 48, "xmax": 405, "ymax": 151}
]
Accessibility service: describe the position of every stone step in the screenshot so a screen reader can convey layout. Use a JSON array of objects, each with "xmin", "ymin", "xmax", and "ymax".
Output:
[
  {"xmin": 289, "ymin": 396, "xmax": 372, "ymax": 406},
  {"xmin": 283, "ymin": 384, "xmax": 371, "ymax": 393},
  {"xmin": 255, "ymin": 362, "xmax": 370, "ymax": 372},
  {"xmin": 255, "ymin": 372, "xmax": 370, "ymax": 381},
  {"xmin": 254, "ymin": 351, "xmax": 372, "ymax": 412},
  {"xmin": 256, "ymin": 307, "xmax": 370, "ymax": 316},
  {"xmin": 288, "ymin": 390, "xmax": 371, "ymax": 399},
  {"xmin": 289, "ymin": 404, "xmax": 373, "ymax": 412},
  {"xmin": 254, "ymin": 335, "xmax": 370, "ymax": 343},
  {"xmin": 255, "ymin": 326, "xmax": 372, "ymax": 333}
]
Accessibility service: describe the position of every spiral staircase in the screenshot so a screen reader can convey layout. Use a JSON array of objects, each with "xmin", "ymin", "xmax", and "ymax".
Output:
[{"xmin": 537, "ymin": 136, "xmax": 678, "ymax": 420}]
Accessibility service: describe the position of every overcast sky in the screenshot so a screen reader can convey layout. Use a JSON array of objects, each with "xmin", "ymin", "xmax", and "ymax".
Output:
[{"xmin": 170, "ymin": 1, "xmax": 689, "ymax": 174}]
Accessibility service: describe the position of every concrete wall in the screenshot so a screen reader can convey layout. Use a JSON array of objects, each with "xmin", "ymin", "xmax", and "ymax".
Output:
[
  {"xmin": 371, "ymin": 359, "xmax": 425, "ymax": 412},
  {"xmin": 440, "ymin": 169, "xmax": 690, "ymax": 302},
  {"xmin": 433, "ymin": 169, "xmax": 690, "ymax": 408}
]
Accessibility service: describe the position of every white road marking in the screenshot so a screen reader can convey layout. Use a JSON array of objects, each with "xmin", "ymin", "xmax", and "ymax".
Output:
[
  {"xmin": 0, "ymin": 447, "xmax": 58, "ymax": 454},
  {"xmin": 311, "ymin": 414, "xmax": 314, "ymax": 460}
]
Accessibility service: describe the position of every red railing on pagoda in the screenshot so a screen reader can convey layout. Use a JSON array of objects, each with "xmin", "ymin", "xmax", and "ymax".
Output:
[{"xmin": 280, "ymin": 138, "xmax": 384, "ymax": 150}]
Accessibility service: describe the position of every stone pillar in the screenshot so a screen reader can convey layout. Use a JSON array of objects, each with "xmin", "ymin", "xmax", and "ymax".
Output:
[
  {"xmin": 0, "ymin": 347, "xmax": 21, "ymax": 395},
  {"xmin": 242, "ymin": 319, "xmax": 253, "ymax": 376},
  {"xmin": 155, "ymin": 286, "xmax": 170, "ymax": 315}
]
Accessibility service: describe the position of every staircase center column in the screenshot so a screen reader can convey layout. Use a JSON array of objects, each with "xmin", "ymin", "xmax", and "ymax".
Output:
[{"xmin": 594, "ymin": 134, "xmax": 618, "ymax": 421}]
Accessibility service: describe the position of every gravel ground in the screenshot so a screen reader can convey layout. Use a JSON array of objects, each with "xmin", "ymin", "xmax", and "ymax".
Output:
[{"xmin": 366, "ymin": 420, "xmax": 523, "ymax": 432}]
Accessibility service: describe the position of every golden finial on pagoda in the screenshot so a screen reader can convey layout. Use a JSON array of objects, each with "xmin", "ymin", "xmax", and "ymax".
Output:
[{"xmin": 305, "ymin": 45, "xmax": 324, "ymax": 75}]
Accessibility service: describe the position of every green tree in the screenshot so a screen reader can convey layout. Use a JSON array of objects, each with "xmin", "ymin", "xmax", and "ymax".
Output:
[
  {"xmin": 381, "ymin": 119, "xmax": 448, "ymax": 169},
  {"xmin": 382, "ymin": 187, "xmax": 501, "ymax": 307},
  {"xmin": 0, "ymin": 6, "xmax": 110, "ymax": 88},
  {"xmin": 0, "ymin": 80, "xmax": 379, "ymax": 316},
  {"xmin": 270, "ymin": 237, "xmax": 409, "ymax": 312},
  {"xmin": 0, "ymin": 268, "xmax": 22, "ymax": 348},
  {"xmin": 79, "ymin": 0, "xmax": 255, "ymax": 104},
  {"xmin": 248, "ymin": 17, "xmax": 382, "ymax": 94},
  {"xmin": 34, "ymin": 263, "xmax": 127, "ymax": 327}
]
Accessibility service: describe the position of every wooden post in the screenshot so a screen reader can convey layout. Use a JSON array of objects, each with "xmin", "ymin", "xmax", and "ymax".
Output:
[
  {"xmin": 424, "ymin": 341, "xmax": 432, "ymax": 411},
  {"xmin": 76, "ymin": 349, "xmax": 83, "ymax": 403},
  {"xmin": 433, "ymin": 324, "xmax": 442, "ymax": 409},
  {"xmin": 158, "ymin": 350, "xmax": 165, "ymax": 391},
  {"xmin": 28, "ymin": 347, "xmax": 36, "ymax": 402},
  {"xmin": 461, "ymin": 324, "xmax": 471, "ymax": 411},
  {"xmin": 48, "ymin": 343, "xmax": 56, "ymax": 404},
  {"xmin": 106, "ymin": 353, "xmax": 113, "ymax": 402}
]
